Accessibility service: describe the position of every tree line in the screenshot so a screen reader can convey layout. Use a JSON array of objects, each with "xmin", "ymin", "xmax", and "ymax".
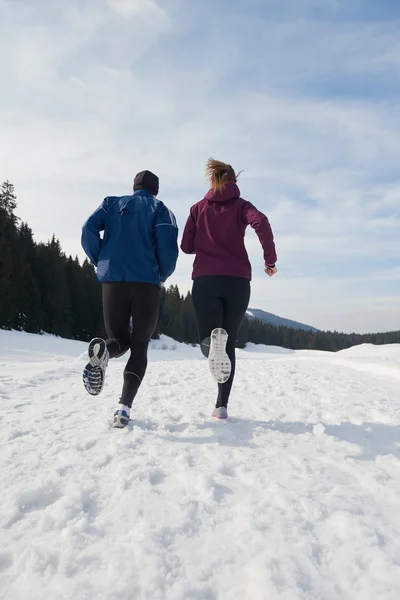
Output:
[
  {"xmin": 156, "ymin": 286, "xmax": 400, "ymax": 351},
  {"xmin": 0, "ymin": 181, "xmax": 102, "ymax": 340},
  {"xmin": 1, "ymin": 181, "xmax": 399, "ymax": 351}
]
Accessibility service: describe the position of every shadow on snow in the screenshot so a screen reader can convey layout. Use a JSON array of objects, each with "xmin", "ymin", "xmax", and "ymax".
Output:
[{"xmin": 160, "ymin": 417, "xmax": 400, "ymax": 460}]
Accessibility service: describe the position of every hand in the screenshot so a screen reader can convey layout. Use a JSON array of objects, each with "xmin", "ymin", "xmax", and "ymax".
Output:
[{"xmin": 265, "ymin": 265, "xmax": 277, "ymax": 277}]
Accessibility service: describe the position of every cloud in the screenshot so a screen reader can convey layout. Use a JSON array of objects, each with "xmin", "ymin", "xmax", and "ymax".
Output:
[
  {"xmin": 108, "ymin": 0, "xmax": 168, "ymax": 21},
  {"xmin": 1, "ymin": 0, "xmax": 399, "ymax": 333}
]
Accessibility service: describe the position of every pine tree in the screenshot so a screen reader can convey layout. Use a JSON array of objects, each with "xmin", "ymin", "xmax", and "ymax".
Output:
[
  {"xmin": 66, "ymin": 256, "xmax": 86, "ymax": 339},
  {"xmin": 0, "ymin": 182, "xmax": 20, "ymax": 328},
  {"xmin": 33, "ymin": 237, "xmax": 72, "ymax": 337},
  {"xmin": 158, "ymin": 285, "xmax": 182, "ymax": 339},
  {"xmin": 181, "ymin": 292, "xmax": 198, "ymax": 344},
  {"xmin": 0, "ymin": 228, "xmax": 17, "ymax": 328},
  {"xmin": 13, "ymin": 223, "xmax": 42, "ymax": 332},
  {"xmin": 0, "ymin": 181, "xmax": 18, "ymax": 222}
]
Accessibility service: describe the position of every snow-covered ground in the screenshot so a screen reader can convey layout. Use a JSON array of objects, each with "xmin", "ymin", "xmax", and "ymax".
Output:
[{"xmin": 1, "ymin": 330, "xmax": 400, "ymax": 600}]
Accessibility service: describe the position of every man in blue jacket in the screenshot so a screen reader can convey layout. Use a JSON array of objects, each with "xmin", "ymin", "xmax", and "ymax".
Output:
[{"xmin": 81, "ymin": 170, "xmax": 178, "ymax": 428}]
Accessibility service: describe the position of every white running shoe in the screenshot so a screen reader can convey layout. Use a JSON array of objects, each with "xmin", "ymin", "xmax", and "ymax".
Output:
[
  {"xmin": 208, "ymin": 328, "xmax": 231, "ymax": 384},
  {"xmin": 83, "ymin": 338, "xmax": 109, "ymax": 396},
  {"xmin": 211, "ymin": 406, "xmax": 228, "ymax": 419},
  {"xmin": 112, "ymin": 409, "xmax": 130, "ymax": 429}
]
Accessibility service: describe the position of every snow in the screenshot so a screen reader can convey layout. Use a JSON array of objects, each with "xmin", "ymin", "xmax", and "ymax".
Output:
[
  {"xmin": 1, "ymin": 330, "xmax": 400, "ymax": 600},
  {"xmin": 239, "ymin": 342, "xmax": 295, "ymax": 355},
  {"xmin": 333, "ymin": 344, "xmax": 400, "ymax": 381}
]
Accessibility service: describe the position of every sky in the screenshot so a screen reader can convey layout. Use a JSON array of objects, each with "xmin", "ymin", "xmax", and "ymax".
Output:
[{"xmin": 1, "ymin": 0, "xmax": 400, "ymax": 334}]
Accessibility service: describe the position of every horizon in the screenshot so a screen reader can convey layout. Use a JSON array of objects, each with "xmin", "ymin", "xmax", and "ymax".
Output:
[{"xmin": 1, "ymin": 0, "xmax": 399, "ymax": 335}]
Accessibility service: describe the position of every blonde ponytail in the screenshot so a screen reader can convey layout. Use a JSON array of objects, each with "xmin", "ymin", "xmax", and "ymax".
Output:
[{"xmin": 205, "ymin": 158, "xmax": 239, "ymax": 191}]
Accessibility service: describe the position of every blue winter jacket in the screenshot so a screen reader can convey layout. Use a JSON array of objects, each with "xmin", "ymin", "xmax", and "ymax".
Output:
[{"xmin": 81, "ymin": 190, "xmax": 179, "ymax": 286}]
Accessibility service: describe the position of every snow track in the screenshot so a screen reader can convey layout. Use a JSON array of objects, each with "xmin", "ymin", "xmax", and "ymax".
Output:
[{"xmin": 1, "ymin": 332, "xmax": 400, "ymax": 600}]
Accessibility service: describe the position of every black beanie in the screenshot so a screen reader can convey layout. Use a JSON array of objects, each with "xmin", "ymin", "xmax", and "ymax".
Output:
[{"xmin": 133, "ymin": 170, "xmax": 159, "ymax": 196}]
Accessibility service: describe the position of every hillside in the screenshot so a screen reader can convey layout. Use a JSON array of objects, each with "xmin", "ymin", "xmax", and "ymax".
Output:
[{"xmin": 246, "ymin": 308, "xmax": 319, "ymax": 332}]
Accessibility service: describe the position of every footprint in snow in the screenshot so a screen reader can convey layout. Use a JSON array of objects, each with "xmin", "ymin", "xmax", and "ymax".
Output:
[
  {"xmin": 0, "ymin": 552, "xmax": 13, "ymax": 572},
  {"xmin": 7, "ymin": 430, "xmax": 30, "ymax": 441},
  {"xmin": 163, "ymin": 422, "xmax": 189, "ymax": 433},
  {"xmin": 219, "ymin": 464, "xmax": 235, "ymax": 478},
  {"xmin": 17, "ymin": 483, "xmax": 61, "ymax": 514},
  {"xmin": 75, "ymin": 439, "xmax": 97, "ymax": 451},
  {"xmin": 148, "ymin": 469, "xmax": 166, "ymax": 486},
  {"xmin": 14, "ymin": 402, "xmax": 32, "ymax": 409},
  {"xmin": 4, "ymin": 483, "xmax": 62, "ymax": 527}
]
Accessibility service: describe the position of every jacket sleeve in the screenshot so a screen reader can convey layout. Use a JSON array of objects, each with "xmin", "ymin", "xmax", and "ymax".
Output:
[
  {"xmin": 180, "ymin": 209, "xmax": 196, "ymax": 254},
  {"xmin": 81, "ymin": 199, "xmax": 108, "ymax": 267},
  {"xmin": 242, "ymin": 202, "xmax": 277, "ymax": 266},
  {"xmin": 155, "ymin": 203, "xmax": 179, "ymax": 282}
]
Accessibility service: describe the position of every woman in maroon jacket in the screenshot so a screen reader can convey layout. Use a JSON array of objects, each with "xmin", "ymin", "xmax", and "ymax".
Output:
[{"xmin": 181, "ymin": 159, "xmax": 277, "ymax": 419}]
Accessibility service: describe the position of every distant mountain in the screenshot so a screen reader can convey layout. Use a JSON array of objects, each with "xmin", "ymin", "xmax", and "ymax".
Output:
[{"xmin": 246, "ymin": 308, "xmax": 319, "ymax": 332}]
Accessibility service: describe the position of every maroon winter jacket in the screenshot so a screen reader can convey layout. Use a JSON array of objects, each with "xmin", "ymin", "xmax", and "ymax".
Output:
[{"xmin": 181, "ymin": 182, "xmax": 277, "ymax": 280}]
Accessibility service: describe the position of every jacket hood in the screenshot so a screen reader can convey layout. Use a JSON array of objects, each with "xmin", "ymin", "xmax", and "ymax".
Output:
[
  {"xmin": 204, "ymin": 182, "xmax": 240, "ymax": 203},
  {"xmin": 119, "ymin": 190, "xmax": 152, "ymax": 213}
]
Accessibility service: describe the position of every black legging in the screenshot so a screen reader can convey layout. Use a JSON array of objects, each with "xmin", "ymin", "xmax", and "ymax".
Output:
[
  {"xmin": 192, "ymin": 276, "xmax": 251, "ymax": 407},
  {"xmin": 102, "ymin": 282, "xmax": 160, "ymax": 407}
]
